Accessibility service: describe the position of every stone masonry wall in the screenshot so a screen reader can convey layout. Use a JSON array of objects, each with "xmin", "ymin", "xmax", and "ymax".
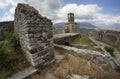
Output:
[
  {"xmin": 96, "ymin": 30, "xmax": 120, "ymax": 46},
  {"xmin": 0, "ymin": 21, "xmax": 14, "ymax": 40},
  {"xmin": 14, "ymin": 3, "xmax": 54, "ymax": 67}
]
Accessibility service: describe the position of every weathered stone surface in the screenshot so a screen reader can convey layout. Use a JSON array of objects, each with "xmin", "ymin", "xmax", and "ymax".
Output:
[
  {"xmin": 54, "ymin": 44, "xmax": 118, "ymax": 69},
  {"xmin": 0, "ymin": 21, "xmax": 14, "ymax": 40},
  {"xmin": 14, "ymin": 3, "xmax": 54, "ymax": 67},
  {"xmin": 95, "ymin": 29, "xmax": 120, "ymax": 46}
]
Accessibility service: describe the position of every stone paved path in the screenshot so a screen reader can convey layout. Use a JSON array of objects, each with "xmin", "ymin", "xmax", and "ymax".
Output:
[{"xmin": 7, "ymin": 66, "xmax": 38, "ymax": 79}]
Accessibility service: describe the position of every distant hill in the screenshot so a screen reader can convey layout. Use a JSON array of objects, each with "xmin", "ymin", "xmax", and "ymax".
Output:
[
  {"xmin": 53, "ymin": 22, "xmax": 65, "ymax": 29},
  {"xmin": 79, "ymin": 22, "xmax": 97, "ymax": 29},
  {"xmin": 53, "ymin": 22, "xmax": 97, "ymax": 29},
  {"xmin": 112, "ymin": 23, "xmax": 120, "ymax": 29}
]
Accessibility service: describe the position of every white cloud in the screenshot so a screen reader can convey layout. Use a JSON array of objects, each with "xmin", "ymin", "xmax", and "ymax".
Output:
[
  {"xmin": 0, "ymin": 0, "xmax": 9, "ymax": 8},
  {"xmin": 0, "ymin": 0, "xmax": 26, "ymax": 21},
  {"xmin": 57, "ymin": 4, "xmax": 102, "ymax": 18},
  {"xmin": 0, "ymin": 12, "xmax": 14, "ymax": 21},
  {"xmin": 56, "ymin": 3, "xmax": 120, "ymax": 28},
  {"xmin": 55, "ymin": 3, "xmax": 102, "ymax": 23},
  {"xmin": 84, "ymin": 13, "xmax": 120, "ymax": 28},
  {"xmin": 8, "ymin": 0, "xmax": 26, "ymax": 6},
  {"xmin": 94, "ymin": 14, "xmax": 120, "ymax": 26},
  {"xmin": 9, "ymin": 7, "xmax": 15, "ymax": 14},
  {"xmin": 0, "ymin": 0, "xmax": 120, "ymax": 28},
  {"xmin": 0, "ymin": 0, "xmax": 26, "ymax": 8},
  {"xmin": 27, "ymin": 0, "xmax": 61, "ymax": 21}
]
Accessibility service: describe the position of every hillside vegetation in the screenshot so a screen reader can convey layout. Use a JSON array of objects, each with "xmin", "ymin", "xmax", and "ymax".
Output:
[{"xmin": 0, "ymin": 33, "xmax": 29, "ymax": 79}]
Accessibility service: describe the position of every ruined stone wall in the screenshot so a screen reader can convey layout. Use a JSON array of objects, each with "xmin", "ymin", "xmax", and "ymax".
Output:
[
  {"xmin": 0, "ymin": 21, "xmax": 14, "ymax": 40},
  {"xmin": 96, "ymin": 30, "xmax": 120, "ymax": 46},
  {"xmin": 14, "ymin": 3, "xmax": 54, "ymax": 67}
]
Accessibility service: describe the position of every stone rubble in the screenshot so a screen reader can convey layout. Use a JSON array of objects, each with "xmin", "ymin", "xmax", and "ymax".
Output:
[{"xmin": 54, "ymin": 44, "xmax": 118, "ymax": 69}]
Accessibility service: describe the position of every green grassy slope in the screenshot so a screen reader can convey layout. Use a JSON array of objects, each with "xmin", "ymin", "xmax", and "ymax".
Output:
[{"xmin": 0, "ymin": 33, "xmax": 29, "ymax": 79}]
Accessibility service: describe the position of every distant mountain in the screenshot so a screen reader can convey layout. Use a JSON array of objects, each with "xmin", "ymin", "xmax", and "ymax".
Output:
[
  {"xmin": 53, "ymin": 22, "xmax": 65, "ymax": 29},
  {"xmin": 53, "ymin": 22, "xmax": 97, "ymax": 29},
  {"xmin": 112, "ymin": 23, "xmax": 120, "ymax": 29},
  {"xmin": 79, "ymin": 22, "xmax": 97, "ymax": 29}
]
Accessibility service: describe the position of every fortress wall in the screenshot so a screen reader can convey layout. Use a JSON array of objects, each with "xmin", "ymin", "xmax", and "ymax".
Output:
[
  {"xmin": 14, "ymin": 3, "xmax": 54, "ymax": 67},
  {"xmin": 0, "ymin": 21, "xmax": 14, "ymax": 40},
  {"xmin": 96, "ymin": 30, "xmax": 120, "ymax": 46}
]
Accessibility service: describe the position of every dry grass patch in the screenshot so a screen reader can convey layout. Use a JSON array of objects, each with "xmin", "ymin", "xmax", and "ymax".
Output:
[
  {"xmin": 32, "ymin": 48, "xmax": 120, "ymax": 79},
  {"xmin": 72, "ymin": 36, "xmax": 95, "ymax": 49},
  {"xmin": 60, "ymin": 54, "xmax": 90, "ymax": 74}
]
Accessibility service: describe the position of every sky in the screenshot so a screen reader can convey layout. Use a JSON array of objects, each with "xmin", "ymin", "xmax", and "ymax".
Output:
[{"xmin": 0, "ymin": 0, "xmax": 120, "ymax": 28}]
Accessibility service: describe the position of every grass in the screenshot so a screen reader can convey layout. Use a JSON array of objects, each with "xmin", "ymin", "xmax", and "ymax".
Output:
[
  {"xmin": 104, "ymin": 46, "xmax": 115, "ymax": 57},
  {"xmin": 115, "ymin": 45, "xmax": 120, "ymax": 52},
  {"xmin": 72, "ymin": 36, "xmax": 95, "ymax": 49},
  {"xmin": 0, "ymin": 33, "xmax": 29, "ymax": 79},
  {"xmin": 54, "ymin": 37, "xmax": 67, "ymax": 44}
]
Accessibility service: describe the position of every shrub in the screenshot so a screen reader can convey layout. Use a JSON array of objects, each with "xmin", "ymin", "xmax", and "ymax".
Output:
[
  {"xmin": 104, "ymin": 46, "xmax": 115, "ymax": 57},
  {"xmin": 0, "ymin": 33, "xmax": 30, "ymax": 79},
  {"xmin": 0, "ymin": 33, "xmax": 22, "ymax": 69}
]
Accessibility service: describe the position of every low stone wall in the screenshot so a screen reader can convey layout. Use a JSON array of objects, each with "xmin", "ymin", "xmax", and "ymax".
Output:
[
  {"xmin": 0, "ymin": 21, "xmax": 14, "ymax": 40},
  {"xmin": 14, "ymin": 3, "xmax": 54, "ymax": 67},
  {"xmin": 54, "ymin": 44, "xmax": 118, "ymax": 69},
  {"xmin": 70, "ymin": 44, "xmax": 89, "ymax": 49},
  {"xmin": 96, "ymin": 29, "xmax": 120, "ymax": 46},
  {"xmin": 54, "ymin": 33, "xmax": 79, "ymax": 45}
]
